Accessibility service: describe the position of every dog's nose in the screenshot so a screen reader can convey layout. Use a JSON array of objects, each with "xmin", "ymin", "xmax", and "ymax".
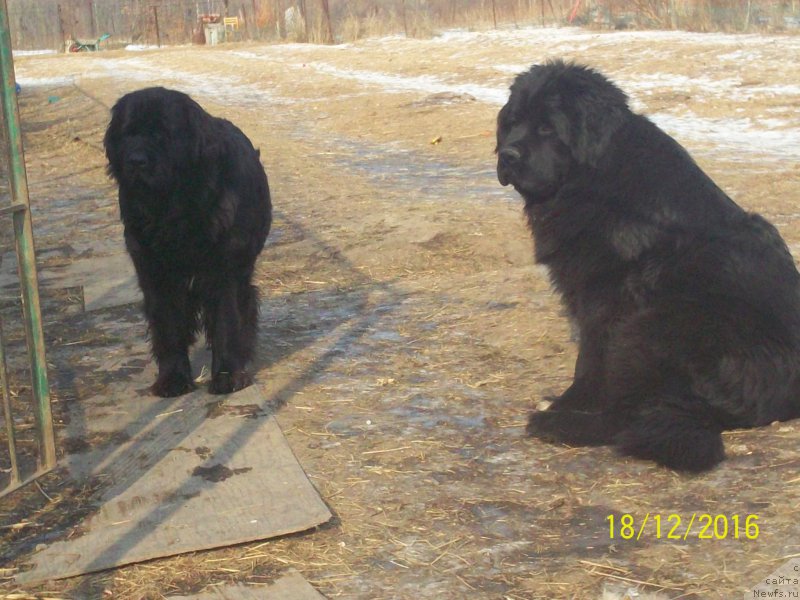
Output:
[
  {"xmin": 126, "ymin": 152, "xmax": 148, "ymax": 168},
  {"xmin": 498, "ymin": 147, "xmax": 521, "ymax": 169},
  {"xmin": 497, "ymin": 147, "xmax": 521, "ymax": 186}
]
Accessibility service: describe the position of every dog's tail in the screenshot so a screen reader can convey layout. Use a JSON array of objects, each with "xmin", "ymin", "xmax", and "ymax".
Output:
[{"xmin": 614, "ymin": 397, "xmax": 726, "ymax": 472}]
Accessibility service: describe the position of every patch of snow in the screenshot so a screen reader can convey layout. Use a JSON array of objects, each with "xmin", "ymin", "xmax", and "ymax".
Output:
[
  {"xmin": 13, "ymin": 49, "xmax": 57, "ymax": 57},
  {"xmin": 307, "ymin": 62, "xmax": 509, "ymax": 104},
  {"xmin": 651, "ymin": 113, "xmax": 800, "ymax": 161},
  {"xmin": 18, "ymin": 25, "xmax": 798, "ymax": 161},
  {"xmin": 15, "ymin": 75, "xmax": 75, "ymax": 87},
  {"xmin": 79, "ymin": 57, "xmax": 285, "ymax": 107},
  {"xmin": 124, "ymin": 44, "xmax": 161, "ymax": 52}
]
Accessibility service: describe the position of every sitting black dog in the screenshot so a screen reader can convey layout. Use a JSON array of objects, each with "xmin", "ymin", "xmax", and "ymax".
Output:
[
  {"xmin": 496, "ymin": 60, "xmax": 800, "ymax": 471},
  {"xmin": 104, "ymin": 87, "xmax": 271, "ymax": 397}
]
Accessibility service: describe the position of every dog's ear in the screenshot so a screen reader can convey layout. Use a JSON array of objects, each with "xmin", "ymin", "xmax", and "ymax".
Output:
[
  {"xmin": 543, "ymin": 65, "xmax": 629, "ymax": 168},
  {"xmin": 103, "ymin": 99, "xmax": 127, "ymax": 178},
  {"xmin": 547, "ymin": 92, "xmax": 626, "ymax": 168},
  {"xmin": 158, "ymin": 91, "xmax": 221, "ymax": 169},
  {"xmin": 570, "ymin": 95, "xmax": 626, "ymax": 167},
  {"xmin": 171, "ymin": 99, "xmax": 223, "ymax": 168},
  {"xmin": 495, "ymin": 102, "xmax": 511, "ymax": 154}
]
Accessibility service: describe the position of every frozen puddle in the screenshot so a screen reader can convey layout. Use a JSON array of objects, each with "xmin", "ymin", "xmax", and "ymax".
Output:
[{"xmin": 302, "ymin": 135, "xmax": 516, "ymax": 203}]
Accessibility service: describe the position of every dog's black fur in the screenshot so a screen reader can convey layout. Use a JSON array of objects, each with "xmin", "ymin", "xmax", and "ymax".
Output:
[
  {"xmin": 496, "ymin": 60, "xmax": 800, "ymax": 471},
  {"xmin": 105, "ymin": 87, "xmax": 271, "ymax": 397}
]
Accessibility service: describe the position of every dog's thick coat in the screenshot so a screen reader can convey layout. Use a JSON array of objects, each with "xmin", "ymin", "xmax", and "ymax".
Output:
[
  {"xmin": 105, "ymin": 87, "xmax": 271, "ymax": 397},
  {"xmin": 496, "ymin": 60, "xmax": 800, "ymax": 471}
]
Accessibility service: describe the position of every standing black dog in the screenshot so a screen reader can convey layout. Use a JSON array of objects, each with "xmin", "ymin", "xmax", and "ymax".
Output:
[
  {"xmin": 105, "ymin": 87, "xmax": 271, "ymax": 397},
  {"xmin": 496, "ymin": 60, "xmax": 800, "ymax": 471}
]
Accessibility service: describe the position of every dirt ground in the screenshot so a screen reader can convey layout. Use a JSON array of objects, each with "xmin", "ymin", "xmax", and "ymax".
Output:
[{"xmin": 1, "ymin": 25, "xmax": 800, "ymax": 600}]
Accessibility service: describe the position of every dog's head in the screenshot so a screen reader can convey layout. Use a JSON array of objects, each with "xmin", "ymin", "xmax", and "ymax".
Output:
[
  {"xmin": 496, "ymin": 60, "xmax": 629, "ymax": 204},
  {"xmin": 104, "ymin": 87, "xmax": 213, "ymax": 191}
]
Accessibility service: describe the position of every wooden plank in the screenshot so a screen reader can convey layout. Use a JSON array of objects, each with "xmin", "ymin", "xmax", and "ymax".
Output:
[
  {"xmin": 82, "ymin": 270, "xmax": 140, "ymax": 311},
  {"xmin": 0, "ymin": 202, "xmax": 26, "ymax": 216},
  {"xmin": 16, "ymin": 384, "xmax": 331, "ymax": 584},
  {"xmin": 0, "ymin": 249, "xmax": 141, "ymax": 310}
]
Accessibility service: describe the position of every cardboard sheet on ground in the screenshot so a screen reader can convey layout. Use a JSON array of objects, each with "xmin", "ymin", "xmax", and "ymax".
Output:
[
  {"xmin": 15, "ymin": 384, "xmax": 332, "ymax": 584},
  {"xmin": 167, "ymin": 571, "xmax": 326, "ymax": 599},
  {"xmin": 0, "ymin": 248, "xmax": 140, "ymax": 311}
]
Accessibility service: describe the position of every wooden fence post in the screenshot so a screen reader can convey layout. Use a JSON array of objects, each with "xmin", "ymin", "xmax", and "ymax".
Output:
[
  {"xmin": 152, "ymin": 5, "xmax": 161, "ymax": 47},
  {"xmin": 319, "ymin": 0, "xmax": 333, "ymax": 42}
]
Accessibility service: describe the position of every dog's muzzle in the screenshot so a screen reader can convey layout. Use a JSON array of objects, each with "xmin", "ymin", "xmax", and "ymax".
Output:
[
  {"xmin": 497, "ymin": 147, "xmax": 521, "ymax": 187},
  {"xmin": 122, "ymin": 151, "xmax": 155, "ymax": 184},
  {"xmin": 125, "ymin": 151, "xmax": 148, "ymax": 171}
]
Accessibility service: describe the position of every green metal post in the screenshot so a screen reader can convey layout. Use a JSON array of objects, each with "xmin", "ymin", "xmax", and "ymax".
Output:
[
  {"xmin": 0, "ymin": 0, "xmax": 56, "ymax": 471},
  {"xmin": 0, "ymin": 317, "xmax": 20, "ymax": 487}
]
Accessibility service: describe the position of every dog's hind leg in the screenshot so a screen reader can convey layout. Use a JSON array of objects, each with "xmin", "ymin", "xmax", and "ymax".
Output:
[
  {"xmin": 237, "ymin": 282, "xmax": 259, "ymax": 365},
  {"xmin": 614, "ymin": 397, "xmax": 726, "ymax": 472}
]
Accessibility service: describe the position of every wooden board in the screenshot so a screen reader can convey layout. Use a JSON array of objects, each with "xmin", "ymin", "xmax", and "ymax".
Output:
[
  {"xmin": 15, "ymin": 384, "xmax": 331, "ymax": 584},
  {"xmin": 82, "ymin": 267, "xmax": 140, "ymax": 311},
  {"xmin": 748, "ymin": 557, "xmax": 800, "ymax": 598},
  {"xmin": 0, "ymin": 249, "xmax": 140, "ymax": 311}
]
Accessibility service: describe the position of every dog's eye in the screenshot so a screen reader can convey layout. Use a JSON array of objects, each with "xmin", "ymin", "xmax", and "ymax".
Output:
[{"xmin": 537, "ymin": 124, "xmax": 555, "ymax": 137}]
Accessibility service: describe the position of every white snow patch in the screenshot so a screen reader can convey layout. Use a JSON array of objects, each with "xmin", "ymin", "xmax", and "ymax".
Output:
[
  {"xmin": 14, "ymin": 26, "xmax": 799, "ymax": 161},
  {"xmin": 15, "ymin": 76, "xmax": 75, "ymax": 88},
  {"xmin": 124, "ymin": 44, "xmax": 162, "ymax": 52},
  {"xmin": 78, "ymin": 57, "xmax": 285, "ymax": 106},
  {"xmin": 13, "ymin": 49, "xmax": 57, "ymax": 57},
  {"xmin": 307, "ymin": 62, "xmax": 509, "ymax": 104},
  {"xmin": 651, "ymin": 113, "xmax": 800, "ymax": 160}
]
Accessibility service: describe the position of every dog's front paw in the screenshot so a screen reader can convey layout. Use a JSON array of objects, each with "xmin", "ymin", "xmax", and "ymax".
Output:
[
  {"xmin": 209, "ymin": 370, "xmax": 253, "ymax": 395},
  {"xmin": 547, "ymin": 382, "xmax": 598, "ymax": 411},
  {"xmin": 526, "ymin": 410, "xmax": 571, "ymax": 442},
  {"xmin": 527, "ymin": 408, "xmax": 616, "ymax": 446},
  {"xmin": 151, "ymin": 371, "xmax": 196, "ymax": 397}
]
